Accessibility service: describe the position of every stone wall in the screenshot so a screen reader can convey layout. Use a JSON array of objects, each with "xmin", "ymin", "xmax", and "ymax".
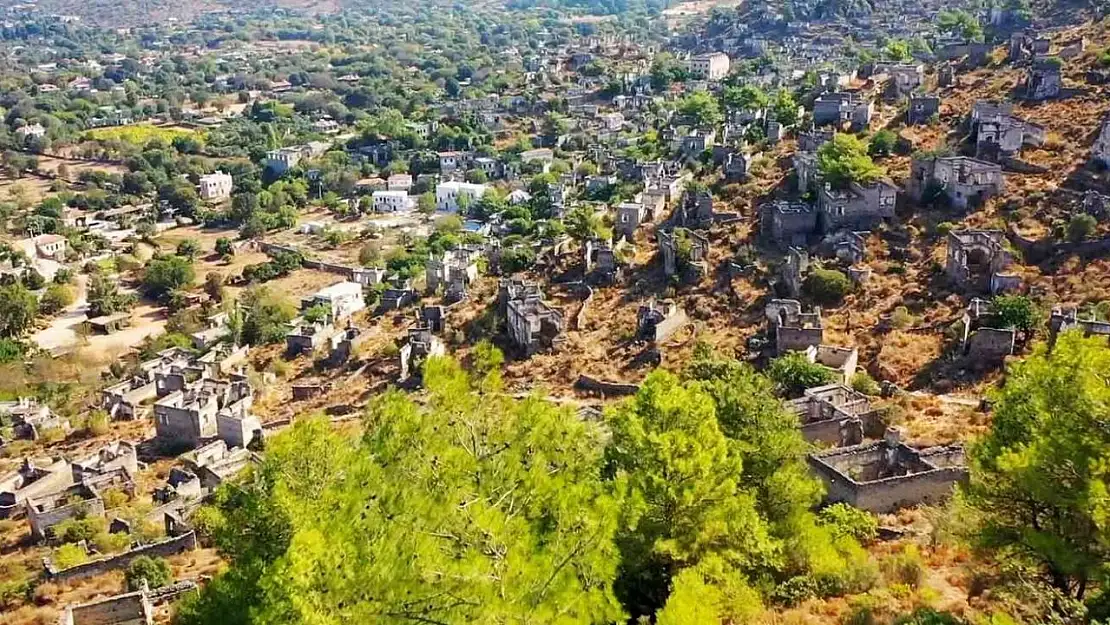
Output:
[
  {"xmin": 61, "ymin": 590, "xmax": 151, "ymax": 625},
  {"xmin": 45, "ymin": 532, "xmax": 198, "ymax": 583},
  {"xmin": 776, "ymin": 326, "xmax": 824, "ymax": 354},
  {"xmin": 575, "ymin": 375, "xmax": 640, "ymax": 397}
]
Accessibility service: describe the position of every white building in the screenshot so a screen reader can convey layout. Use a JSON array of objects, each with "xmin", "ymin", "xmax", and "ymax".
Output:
[
  {"xmin": 198, "ymin": 171, "xmax": 233, "ymax": 201},
  {"xmin": 436, "ymin": 181, "xmax": 489, "ymax": 213},
  {"xmin": 16, "ymin": 123, "xmax": 46, "ymax": 139},
  {"xmin": 689, "ymin": 53, "xmax": 731, "ymax": 80},
  {"xmin": 301, "ymin": 281, "xmax": 366, "ymax": 321},
  {"xmin": 372, "ymin": 190, "xmax": 415, "ymax": 213},
  {"xmin": 600, "ymin": 112, "xmax": 624, "ymax": 131}
]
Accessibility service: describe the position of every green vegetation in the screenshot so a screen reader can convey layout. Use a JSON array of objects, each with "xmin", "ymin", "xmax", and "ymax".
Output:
[
  {"xmin": 804, "ymin": 267, "xmax": 852, "ymax": 305},
  {"xmin": 0, "ymin": 284, "xmax": 38, "ymax": 338},
  {"xmin": 964, "ymin": 332, "xmax": 1110, "ymax": 606},
  {"xmin": 125, "ymin": 556, "xmax": 174, "ymax": 591},
  {"xmin": 84, "ymin": 124, "xmax": 202, "ymax": 146},
  {"xmin": 767, "ymin": 352, "xmax": 835, "ymax": 397},
  {"xmin": 817, "ymin": 134, "xmax": 885, "ymax": 189},
  {"xmin": 937, "ymin": 10, "xmax": 984, "ymax": 42}
]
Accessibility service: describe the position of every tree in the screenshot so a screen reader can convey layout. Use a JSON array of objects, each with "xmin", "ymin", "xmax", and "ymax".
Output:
[
  {"xmin": 869, "ymin": 129, "xmax": 897, "ymax": 157},
  {"xmin": 990, "ymin": 295, "xmax": 1040, "ymax": 336},
  {"xmin": 0, "ymin": 283, "xmax": 38, "ymax": 338},
  {"xmin": 417, "ymin": 192, "xmax": 436, "ymax": 216},
  {"xmin": 606, "ymin": 371, "xmax": 777, "ymax": 619},
  {"xmin": 87, "ymin": 273, "xmax": 135, "ymax": 318},
  {"xmin": 125, "ymin": 556, "xmax": 173, "ymax": 591},
  {"xmin": 215, "ymin": 238, "xmax": 234, "ymax": 257},
  {"xmin": 883, "ymin": 39, "xmax": 913, "ymax": 62},
  {"xmin": 766, "ymin": 352, "xmax": 835, "ymax": 397},
  {"xmin": 964, "ymin": 333, "xmax": 1110, "ymax": 604},
  {"xmin": 773, "ymin": 90, "xmax": 800, "ymax": 127},
  {"xmin": 937, "ymin": 10, "xmax": 984, "ymax": 42},
  {"xmin": 38, "ymin": 283, "xmax": 74, "ymax": 316},
  {"xmin": 143, "ymin": 256, "xmax": 196, "ymax": 298},
  {"xmin": 677, "ymin": 91, "xmax": 722, "ymax": 128},
  {"xmin": 177, "ymin": 239, "xmax": 201, "ymax": 260},
  {"xmin": 174, "ymin": 356, "xmax": 625, "ymax": 625},
  {"xmin": 722, "ymin": 85, "xmax": 769, "ymax": 112},
  {"xmin": 803, "ymin": 267, "xmax": 852, "ymax": 305},
  {"xmin": 565, "ymin": 205, "xmax": 610, "ymax": 242},
  {"xmin": 817, "ymin": 134, "xmax": 884, "ymax": 188}
]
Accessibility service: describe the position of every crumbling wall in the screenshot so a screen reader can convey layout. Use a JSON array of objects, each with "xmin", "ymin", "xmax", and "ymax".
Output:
[
  {"xmin": 575, "ymin": 375, "xmax": 640, "ymax": 397},
  {"xmin": 46, "ymin": 532, "xmax": 198, "ymax": 583},
  {"xmin": 810, "ymin": 461, "xmax": 968, "ymax": 513}
]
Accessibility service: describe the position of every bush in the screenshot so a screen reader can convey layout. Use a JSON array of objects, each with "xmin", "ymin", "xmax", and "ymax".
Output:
[
  {"xmin": 890, "ymin": 306, "xmax": 915, "ymax": 329},
  {"xmin": 770, "ymin": 575, "xmax": 821, "ymax": 607},
  {"xmin": 819, "ymin": 503, "xmax": 878, "ymax": 542},
  {"xmin": 804, "ymin": 268, "xmax": 852, "ymax": 305},
  {"xmin": 125, "ymin": 556, "xmax": 173, "ymax": 591},
  {"xmin": 767, "ymin": 352, "xmax": 835, "ymax": 397},
  {"xmin": 1067, "ymin": 213, "xmax": 1097, "ymax": 242},
  {"xmin": 850, "ymin": 372, "xmax": 880, "ymax": 396},
  {"xmin": 38, "ymin": 283, "xmax": 74, "ymax": 315},
  {"xmin": 881, "ymin": 544, "xmax": 925, "ymax": 588},
  {"xmin": 868, "ymin": 129, "xmax": 897, "ymax": 157},
  {"xmin": 84, "ymin": 410, "xmax": 110, "ymax": 436},
  {"xmin": 53, "ymin": 543, "xmax": 89, "ymax": 569},
  {"xmin": 934, "ymin": 221, "xmax": 956, "ymax": 236}
]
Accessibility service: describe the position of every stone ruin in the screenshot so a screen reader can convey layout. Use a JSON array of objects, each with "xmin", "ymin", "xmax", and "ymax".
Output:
[
  {"xmin": 787, "ymin": 383, "xmax": 886, "ymax": 447},
  {"xmin": 945, "ymin": 230, "xmax": 1019, "ymax": 294},
  {"xmin": 909, "ymin": 155, "xmax": 1004, "ymax": 211},
  {"xmin": 1048, "ymin": 305, "xmax": 1110, "ymax": 347},
  {"xmin": 1092, "ymin": 117, "xmax": 1110, "ymax": 168},
  {"xmin": 778, "ymin": 247, "xmax": 809, "ymax": 298},
  {"xmin": 420, "ymin": 305, "xmax": 447, "ymax": 333},
  {"xmin": 972, "ymin": 105, "xmax": 1046, "ymax": 162},
  {"xmin": 636, "ymin": 298, "xmax": 688, "ymax": 344},
  {"xmin": 658, "ymin": 228, "xmax": 709, "ymax": 280},
  {"xmin": 765, "ymin": 299, "xmax": 824, "ymax": 355},
  {"xmin": 807, "ymin": 427, "xmax": 968, "ymax": 513},
  {"xmin": 0, "ymin": 398, "xmax": 68, "ymax": 443},
  {"xmin": 907, "ymin": 95, "xmax": 940, "ymax": 125},
  {"xmin": 379, "ymin": 278, "xmax": 418, "ymax": 312},
  {"xmin": 673, "ymin": 187, "xmax": 714, "ymax": 227},
  {"xmin": 426, "ymin": 246, "xmax": 481, "ymax": 303},
  {"xmin": 762, "ymin": 201, "xmax": 817, "ymax": 248},
  {"xmin": 1024, "ymin": 58, "xmax": 1063, "ymax": 100},
  {"xmin": 584, "ymin": 237, "xmax": 623, "ymax": 285},
  {"xmin": 399, "ymin": 326, "xmax": 446, "ymax": 380},
  {"xmin": 327, "ymin": 324, "xmax": 369, "ymax": 366},
  {"xmin": 961, "ymin": 298, "xmax": 1017, "ymax": 364},
  {"xmin": 506, "ymin": 292, "xmax": 565, "ymax": 357},
  {"xmin": 60, "ymin": 585, "xmax": 153, "ymax": 625}
]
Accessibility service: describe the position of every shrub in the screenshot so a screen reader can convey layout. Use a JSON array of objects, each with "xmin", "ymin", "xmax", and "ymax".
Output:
[
  {"xmin": 53, "ymin": 517, "xmax": 106, "ymax": 544},
  {"xmin": 851, "ymin": 372, "xmax": 881, "ymax": 396},
  {"xmin": 84, "ymin": 410, "xmax": 110, "ymax": 436},
  {"xmin": 771, "ymin": 575, "xmax": 821, "ymax": 607},
  {"xmin": 890, "ymin": 306, "xmax": 915, "ymax": 329},
  {"xmin": 1067, "ymin": 213, "xmax": 1097, "ymax": 242},
  {"xmin": 868, "ymin": 129, "xmax": 897, "ymax": 157},
  {"xmin": 819, "ymin": 503, "xmax": 878, "ymax": 542},
  {"xmin": 803, "ymin": 268, "xmax": 852, "ymax": 305},
  {"xmin": 125, "ymin": 556, "xmax": 173, "ymax": 591},
  {"xmin": 882, "ymin": 544, "xmax": 925, "ymax": 588},
  {"xmin": 990, "ymin": 295, "xmax": 1039, "ymax": 334},
  {"xmin": 767, "ymin": 352, "xmax": 835, "ymax": 397},
  {"xmin": 934, "ymin": 221, "xmax": 956, "ymax": 236},
  {"xmin": 52, "ymin": 543, "xmax": 89, "ymax": 569},
  {"xmin": 38, "ymin": 283, "xmax": 75, "ymax": 315}
]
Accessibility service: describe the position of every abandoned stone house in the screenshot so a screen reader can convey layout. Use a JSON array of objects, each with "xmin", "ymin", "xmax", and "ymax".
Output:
[
  {"xmin": 908, "ymin": 155, "xmax": 1004, "ymax": 210},
  {"xmin": 59, "ymin": 585, "xmax": 154, "ymax": 625},
  {"xmin": 673, "ymin": 187, "xmax": 714, "ymax": 227},
  {"xmin": 802, "ymin": 344, "xmax": 859, "ymax": 385},
  {"xmin": 765, "ymin": 299, "xmax": 824, "ymax": 355},
  {"xmin": 506, "ymin": 293, "xmax": 566, "ymax": 356},
  {"xmin": 419, "ymin": 305, "xmax": 447, "ymax": 333},
  {"xmin": 945, "ymin": 230, "xmax": 1018, "ymax": 294},
  {"xmin": 26, "ymin": 481, "xmax": 109, "ymax": 541},
  {"xmin": 1047, "ymin": 305, "xmax": 1110, "ymax": 347},
  {"xmin": 0, "ymin": 398, "xmax": 67, "ymax": 442},
  {"xmin": 399, "ymin": 326, "xmax": 447, "ymax": 380},
  {"xmin": 497, "ymin": 278, "xmax": 544, "ymax": 316},
  {"xmin": 776, "ymin": 247, "xmax": 809, "ymax": 298},
  {"xmin": 0, "ymin": 457, "xmax": 71, "ymax": 519},
  {"xmin": 961, "ymin": 298, "xmax": 1017, "ymax": 363},
  {"xmin": 614, "ymin": 202, "xmax": 647, "ymax": 240},
  {"xmin": 876, "ymin": 63, "xmax": 924, "ymax": 101},
  {"xmin": 658, "ymin": 228, "xmax": 710, "ymax": 279},
  {"xmin": 832, "ymin": 231, "xmax": 867, "ymax": 265},
  {"xmin": 584, "ymin": 238, "xmax": 623, "ymax": 284},
  {"xmin": 797, "ymin": 128, "xmax": 835, "ymax": 153},
  {"xmin": 426, "ymin": 247, "xmax": 480, "ymax": 302},
  {"xmin": 787, "ymin": 383, "xmax": 884, "ymax": 447},
  {"xmin": 104, "ymin": 345, "xmax": 248, "ymax": 421},
  {"xmin": 286, "ymin": 320, "xmax": 338, "ymax": 356},
  {"xmin": 153, "ymin": 467, "xmax": 203, "ymax": 505},
  {"xmin": 1092, "ymin": 117, "xmax": 1110, "ymax": 167},
  {"xmin": 807, "ymin": 428, "xmax": 967, "ymax": 513},
  {"xmin": 680, "ymin": 128, "xmax": 717, "ymax": 157},
  {"xmin": 380, "ymin": 280, "xmax": 419, "ymax": 312},
  {"xmin": 793, "ymin": 151, "xmax": 820, "ymax": 194},
  {"xmin": 816, "ymin": 179, "xmax": 898, "ymax": 231},
  {"xmin": 636, "ymin": 299, "xmax": 688, "ymax": 343},
  {"xmin": 183, "ymin": 439, "xmax": 260, "ymax": 491},
  {"xmin": 812, "ymin": 92, "xmax": 873, "ymax": 130},
  {"xmin": 906, "ymin": 95, "xmax": 940, "ymax": 125},
  {"xmin": 763, "ymin": 201, "xmax": 817, "ymax": 247},
  {"xmin": 153, "ymin": 375, "xmax": 254, "ymax": 450},
  {"xmin": 974, "ymin": 111, "xmax": 1045, "ymax": 162},
  {"xmin": 1024, "ymin": 59, "xmax": 1063, "ymax": 100},
  {"xmin": 327, "ymin": 325, "xmax": 369, "ymax": 366},
  {"xmin": 719, "ymin": 147, "xmax": 761, "ymax": 182}
]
